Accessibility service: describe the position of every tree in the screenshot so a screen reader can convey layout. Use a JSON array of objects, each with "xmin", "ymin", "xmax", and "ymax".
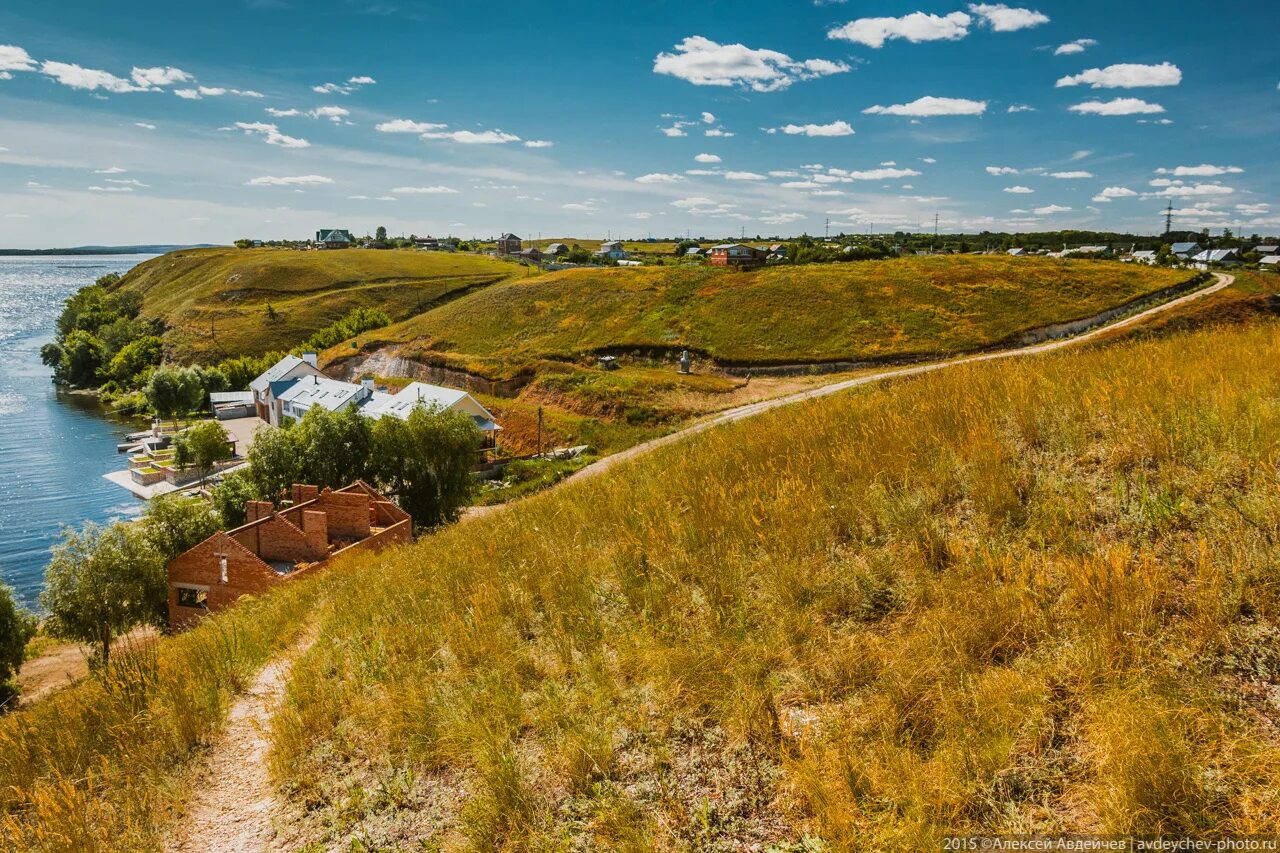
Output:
[
  {"xmin": 292, "ymin": 404, "xmax": 373, "ymax": 489},
  {"xmin": 0, "ymin": 582, "xmax": 36, "ymax": 706},
  {"xmin": 371, "ymin": 405, "xmax": 480, "ymax": 528},
  {"xmin": 41, "ymin": 522, "xmax": 165, "ymax": 666},
  {"xmin": 376, "ymin": 225, "xmax": 388, "ymax": 242},
  {"xmin": 177, "ymin": 421, "xmax": 233, "ymax": 486},
  {"xmin": 106, "ymin": 335, "xmax": 163, "ymax": 386},
  {"xmin": 210, "ymin": 469, "xmax": 259, "ymax": 527},
  {"xmin": 145, "ymin": 365, "xmax": 204, "ymax": 426},
  {"xmin": 246, "ymin": 424, "xmax": 301, "ymax": 501},
  {"xmin": 61, "ymin": 330, "xmax": 105, "ymax": 386},
  {"xmin": 141, "ymin": 494, "xmax": 222, "ymax": 562}
]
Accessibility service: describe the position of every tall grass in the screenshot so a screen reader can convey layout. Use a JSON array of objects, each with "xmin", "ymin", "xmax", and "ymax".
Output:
[
  {"xmin": 267, "ymin": 318, "xmax": 1280, "ymax": 848},
  {"xmin": 0, "ymin": 579, "xmax": 325, "ymax": 850}
]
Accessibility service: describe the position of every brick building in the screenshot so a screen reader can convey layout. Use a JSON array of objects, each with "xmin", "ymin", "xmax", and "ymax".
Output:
[
  {"xmin": 708, "ymin": 243, "xmax": 768, "ymax": 270},
  {"xmin": 167, "ymin": 481, "xmax": 411, "ymax": 630}
]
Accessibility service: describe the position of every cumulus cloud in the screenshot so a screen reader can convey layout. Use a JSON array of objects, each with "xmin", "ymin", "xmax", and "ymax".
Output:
[
  {"xmin": 635, "ymin": 173, "xmax": 685, "ymax": 183},
  {"xmin": 1091, "ymin": 186, "xmax": 1136, "ymax": 201},
  {"xmin": 245, "ymin": 175, "xmax": 333, "ymax": 186},
  {"xmin": 130, "ymin": 66, "xmax": 192, "ymax": 87},
  {"xmin": 1155, "ymin": 164, "xmax": 1243, "ymax": 177},
  {"xmin": 376, "ymin": 118, "xmax": 446, "ymax": 133},
  {"xmin": 1007, "ymin": 104, "xmax": 1036, "ymax": 113},
  {"xmin": 229, "ymin": 121, "xmax": 309, "ymax": 147},
  {"xmin": 1056, "ymin": 62, "xmax": 1181, "ymax": 89},
  {"xmin": 308, "ymin": 105, "xmax": 350, "ymax": 122},
  {"xmin": 660, "ymin": 124, "xmax": 689, "ymax": 137},
  {"xmin": 173, "ymin": 89, "xmax": 201, "ymax": 99},
  {"xmin": 695, "ymin": 153, "xmax": 722, "ymax": 163},
  {"xmin": 1069, "ymin": 97, "xmax": 1165, "ymax": 116},
  {"xmin": 392, "ymin": 185, "xmax": 459, "ymax": 194},
  {"xmin": 312, "ymin": 75, "xmax": 375, "ymax": 95},
  {"xmin": 1003, "ymin": 185, "xmax": 1034, "ymax": 193},
  {"xmin": 1054, "ymin": 38, "xmax": 1097, "ymax": 55},
  {"xmin": 967, "ymin": 4, "xmax": 1049, "ymax": 31},
  {"xmin": 653, "ymin": 35, "xmax": 850, "ymax": 92},
  {"xmin": 724, "ymin": 171, "xmax": 768, "ymax": 181},
  {"xmin": 1049, "ymin": 170, "xmax": 1093, "ymax": 178},
  {"xmin": 701, "ymin": 111, "xmax": 716, "ymax": 123},
  {"xmin": 267, "ymin": 108, "xmax": 302, "ymax": 117},
  {"xmin": 863, "ymin": 96, "xmax": 987, "ymax": 116},
  {"xmin": 420, "ymin": 129, "xmax": 520, "ymax": 144},
  {"xmin": 827, "ymin": 12, "xmax": 971, "ymax": 48},
  {"xmin": 524, "ymin": 140, "xmax": 553, "ymax": 148},
  {"xmin": 1033, "ymin": 204, "xmax": 1071, "ymax": 214},
  {"xmin": 704, "ymin": 127, "xmax": 735, "ymax": 137},
  {"xmin": 1147, "ymin": 183, "xmax": 1235, "ymax": 198},
  {"xmin": 772, "ymin": 120, "xmax": 855, "ymax": 137},
  {"xmin": 832, "ymin": 167, "xmax": 922, "ymax": 180},
  {"xmin": 0, "ymin": 45, "xmax": 36, "ymax": 72},
  {"xmin": 40, "ymin": 61, "xmax": 148, "ymax": 93}
]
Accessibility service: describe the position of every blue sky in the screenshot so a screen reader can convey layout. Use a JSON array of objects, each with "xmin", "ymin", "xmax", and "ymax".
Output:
[{"xmin": 0, "ymin": 0, "xmax": 1276, "ymax": 247}]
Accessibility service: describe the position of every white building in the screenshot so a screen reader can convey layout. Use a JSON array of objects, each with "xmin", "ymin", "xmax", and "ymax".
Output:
[{"xmin": 248, "ymin": 353, "xmax": 325, "ymax": 426}]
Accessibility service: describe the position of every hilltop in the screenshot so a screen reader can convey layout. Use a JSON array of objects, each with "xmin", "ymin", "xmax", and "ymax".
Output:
[
  {"xmin": 115, "ymin": 247, "xmax": 523, "ymax": 362},
  {"xmin": 5, "ymin": 273, "xmax": 1279, "ymax": 848}
]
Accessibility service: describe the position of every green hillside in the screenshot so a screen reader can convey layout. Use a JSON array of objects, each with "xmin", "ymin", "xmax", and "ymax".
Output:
[
  {"xmin": 6, "ymin": 299, "xmax": 1279, "ymax": 848},
  {"xmin": 117, "ymin": 247, "xmax": 522, "ymax": 362},
  {"xmin": 368, "ymin": 256, "xmax": 1193, "ymax": 377}
]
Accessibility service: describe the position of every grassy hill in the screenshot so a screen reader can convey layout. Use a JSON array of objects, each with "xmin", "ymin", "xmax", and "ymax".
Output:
[
  {"xmin": 6, "ymin": 287, "xmax": 1279, "ymax": 849},
  {"xmin": 367, "ymin": 256, "xmax": 1192, "ymax": 376},
  {"xmin": 117, "ymin": 247, "xmax": 523, "ymax": 362}
]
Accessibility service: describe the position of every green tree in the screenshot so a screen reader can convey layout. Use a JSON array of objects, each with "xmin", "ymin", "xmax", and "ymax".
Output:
[
  {"xmin": 210, "ymin": 469, "xmax": 260, "ymax": 527},
  {"xmin": 145, "ymin": 365, "xmax": 205, "ymax": 425},
  {"xmin": 371, "ymin": 405, "xmax": 480, "ymax": 528},
  {"xmin": 376, "ymin": 225, "xmax": 387, "ymax": 242},
  {"xmin": 106, "ymin": 335, "xmax": 164, "ymax": 386},
  {"xmin": 61, "ymin": 330, "xmax": 105, "ymax": 386},
  {"xmin": 0, "ymin": 582, "xmax": 37, "ymax": 706},
  {"xmin": 141, "ymin": 495, "xmax": 222, "ymax": 562},
  {"xmin": 177, "ymin": 421, "xmax": 233, "ymax": 486},
  {"xmin": 293, "ymin": 404, "xmax": 372, "ymax": 489},
  {"xmin": 40, "ymin": 522, "xmax": 166, "ymax": 666},
  {"xmin": 246, "ymin": 424, "xmax": 301, "ymax": 501}
]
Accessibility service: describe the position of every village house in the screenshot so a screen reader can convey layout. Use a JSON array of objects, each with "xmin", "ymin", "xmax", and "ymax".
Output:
[
  {"xmin": 1251, "ymin": 244, "xmax": 1278, "ymax": 256},
  {"xmin": 1259, "ymin": 255, "xmax": 1280, "ymax": 269},
  {"xmin": 1128, "ymin": 250, "xmax": 1158, "ymax": 264},
  {"xmin": 249, "ymin": 353, "xmax": 325, "ymax": 426},
  {"xmin": 315, "ymin": 228, "xmax": 354, "ymax": 249},
  {"xmin": 167, "ymin": 482, "xmax": 412, "ymax": 630},
  {"xmin": 1170, "ymin": 241, "xmax": 1201, "ymax": 259},
  {"xmin": 496, "ymin": 233, "xmax": 522, "ymax": 255},
  {"xmin": 594, "ymin": 240, "xmax": 629, "ymax": 260},
  {"xmin": 1191, "ymin": 248, "xmax": 1241, "ymax": 268},
  {"xmin": 545, "ymin": 242, "xmax": 569, "ymax": 256},
  {"xmin": 278, "ymin": 375, "xmax": 375, "ymax": 422},
  {"xmin": 708, "ymin": 243, "xmax": 768, "ymax": 270},
  {"xmin": 362, "ymin": 381, "xmax": 502, "ymax": 450},
  {"xmin": 519, "ymin": 247, "xmax": 544, "ymax": 263}
]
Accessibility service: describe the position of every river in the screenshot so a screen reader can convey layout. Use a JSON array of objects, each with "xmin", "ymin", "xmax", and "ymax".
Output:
[{"xmin": 0, "ymin": 255, "xmax": 156, "ymax": 608}]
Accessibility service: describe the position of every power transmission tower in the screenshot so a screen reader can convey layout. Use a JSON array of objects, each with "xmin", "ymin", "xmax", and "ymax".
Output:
[{"xmin": 1164, "ymin": 202, "xmax": 1173, "ymax": 237}]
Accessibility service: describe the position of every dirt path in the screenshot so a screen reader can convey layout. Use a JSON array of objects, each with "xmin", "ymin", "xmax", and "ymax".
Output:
[
  {"xmin": 166, "ymin": 639, "xmax": 312, "ymax": 853},
  {"xmin": 467, "ymin": 272, "xmax": 1232, "ymax": 519}
]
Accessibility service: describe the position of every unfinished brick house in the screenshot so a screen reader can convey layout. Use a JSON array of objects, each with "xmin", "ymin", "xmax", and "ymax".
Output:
[{"xmin": 167, "ymin": 481, "xmax": 411, "ymax": 630}]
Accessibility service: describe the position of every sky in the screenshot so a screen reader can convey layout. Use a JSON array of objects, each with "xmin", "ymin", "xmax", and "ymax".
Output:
[{"xmin": 0, "ymin": 0, "xmax": 1277, "ymax": 247}]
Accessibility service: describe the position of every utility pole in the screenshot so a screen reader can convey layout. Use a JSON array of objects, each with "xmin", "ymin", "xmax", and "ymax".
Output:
[
  {"xmin": 1164, "ymin": 201, "xmax": 1173, "ymax": 237},
  {"xmin": 933, "ymin": 212, "xmax": 939, "ymax": 253},
  {"xmin": 825, "ymin": 217, "xmax": 830, "ymax": 241}
]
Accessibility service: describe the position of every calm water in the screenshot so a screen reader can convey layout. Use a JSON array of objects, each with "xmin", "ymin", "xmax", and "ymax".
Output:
[{"xmin": 0, "ymin": 255, "xmax": 156, "ymax": 608}]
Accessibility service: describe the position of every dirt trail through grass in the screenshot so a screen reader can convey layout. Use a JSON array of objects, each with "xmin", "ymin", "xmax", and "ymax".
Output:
[{"xmin": 166, "ymin": 636, "xmax": 313, "ymax": 853}]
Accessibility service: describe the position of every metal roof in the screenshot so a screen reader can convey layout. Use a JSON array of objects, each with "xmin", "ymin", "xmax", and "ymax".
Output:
[
  {"xmin": 277, "ymin": 375, "xmax": 367, "ymax": 412},
  {"xmin": 249, "ymin": 354, "xmax": 307, "ymax": 392},
  {"xmin": 362, "ymin": 381, "xmax": 500, "ymax": 429}
]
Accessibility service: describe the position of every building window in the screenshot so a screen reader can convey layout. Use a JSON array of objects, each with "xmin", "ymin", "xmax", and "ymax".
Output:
[{"xmin": 177, "ymin": 587, "xmax": 208, "ymax": 609}]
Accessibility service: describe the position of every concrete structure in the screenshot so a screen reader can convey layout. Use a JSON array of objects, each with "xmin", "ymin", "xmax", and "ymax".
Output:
[
  {"xmin": 496, "ymin": 233, "xmax": 522, "ymax": 255},
  {"xmin": 167, "ymin": 482, "xmax": 411, "ymax": 630},
  {"xmin": 708, "ymin": 243, "xmax": 768, "ymax": 270},
  {"xmin": 210, "ymin": 391, "xmax": 254, "ymax": 420},
  {"xmin": 249, "ymin": 353, "xmax": 325, "ymax": 426}
]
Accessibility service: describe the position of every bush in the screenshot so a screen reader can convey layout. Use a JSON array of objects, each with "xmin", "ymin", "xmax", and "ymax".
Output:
[{"xmin": 0, "ymin": 583, "xmax": 36, "ymax": 707}]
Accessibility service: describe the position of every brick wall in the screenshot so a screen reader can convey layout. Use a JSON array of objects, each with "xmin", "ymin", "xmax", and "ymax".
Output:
[
  {"xmin": 167, "ymin": 533, "xmax": 283, "ymax": 631},
  {"xmin": 230, "ymin": 514, "xmax": 326, "ymax": 564}
]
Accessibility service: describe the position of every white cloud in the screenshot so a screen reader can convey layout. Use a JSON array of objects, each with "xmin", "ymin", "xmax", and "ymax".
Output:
[
  {"xmin": 40, "ymin": 61, "xmax": 147, "ymax": 93},
  {"xmin": 1003, "ymin": 185, "xmax": 1034, "ymax": 193},
  {"xmin": 348, "ymin": 75, "xmax": 376, "ymax": 85},
  {"xmin": 267, "ymin": 107, "xmax": 302, "ymax": 117},
  {"xmin": 1056, "ymin": 62, "xmax": 1181, "ymax": 89},
  {"xmin": 1092, "ymin": 186, "xmax": 1136, "ymax": 201},
  {"xmin": 660, "ymin": 124, "xmax": 688, "ymax": 137},
  {"xmin": 781, "ymin": 180, "xmax": 820, "ymax": 189},
  {"xmin": 774, "ymin": 120, "xmax": 855, "ymax": 137},
  {"xmin": 1070, "ymin": 149, "xmax": 1093, "ymax": 160},
  {"xmin": 760, "ymin": 211, "xmax": 806, "ymax": 225},
  {"xmin": 308, "ymin": 105, "xmax": 350, "ymax": 122},
  {"xmin": 1236, "ymin": 203, "xmax": 1269, "ymax": 215},
  {"xmin": 1137, "ymin": 118, "xmax": 1174, "ymax": 125},
  {"xmin": 695, "ymin": 153, "xmax": 722, "ymax": 163},
  {"xmin": 881, "ymin": 160, "xmax": 897, "ymax": 166},
  {"xmin": 0, "ymin": 45, "xmax": 36, "ymax": 72},
  {"xmin": 704, "ymin": 128, "xmax": 735, "ymax": 137},
  {"xmin": 827, "ymin": 12, "xmax": 971, "ymax": 48},
  {"xmin": 1069, "ymin": 98, "xmax": 1165, "ymax": 116},
  {"xmin": 653, "ymin": 35, "xmax": 850, "ymax": 92},
  {"xmin": 1054, "ymin": 38, "xmax": 1097, "ymax": 56},
  {"xmin": 420, "ymin": 129, "xmax": 520, "ymax": 144},
  {"xmin": 1147, "ymin": 183, "xmax": 1235, "ymax": 198},
  {"xmin": 1155, "ymin": 164, "xmax": 1243, "ymax": 177},
  {"xmin": 921, "ymin": 157, "xmax": 937, "ymax": 164},
  {"xmin": 173, "ymin": 89, "xmax": 201, "ymax": 100},
  {"xmin": 93, "ymin": 166, "xmax": 127, "ymax": 174},
  {"xmin": 1049, "ymin": 170, "xmax": 1093, "ymax": 179},
  {"xmin": 377, "ymin": 118, "xmax": 446, "ymax": 133},
  {"xmin": 230, "ymin": 121, "xmax": 310, "ymax": 147},
  {"xmin": 524, "ymin": 140, "xmax": 553, "ymax": 148},
  {"xmin": 561, "ymin": 201, "xmax": 597, "ymax": 212},
  {"xmin": 769, "ymin": 170, "xmax": 801, "ymax": 178},
  {"xmin": 628, "ymin": 212, "xmax": 654, "ymax": 220},
  {"xmin": 1033, "ymin": 204, "xmax": 1071, "ymax": 214},
  {"xmin": 245, "ymin": 175, "xmax": 334, "ymax": 186},
  {"xmin": 392, "ymin": 185, "xmax": 459, "ymax": 194},
  {"xmin": 1007, "ymin": 104, "xmax": 1036, "ymax": 113},
  {"xmin": 26, "ymin": 181, "xmax": 49, "ymax": 188},
  {"xmin": 105, "ymin": 178, "xmax": 148, "ymax": 187},
  {"xmin": 88, "ymin": 185, "xmax": 134, "ymax": 192},
  {"xmin": 635, "ymin": 172, "xmax": 685, "ymax": 183},
  {"xmin": 312, "ymin": 76, "xmax": 375, "ymax": 95},
  {"xmin": 134, "ymin": 122, "xmax": 156, "ymax": 130},
  {"xmin": 130, "ymin": 66, "xmax": 192, "ymax": 87},
  {"xmin": 863, "ymin": 96, "xmax": 987, "ymax": 116},
  {"xmin": 701, "ymin": 111, "xmax": 716, "ymax": 124},
  {"xmin": 724, "ymin": 171, "xmax": 768, "ymax": 181},
  {"xmin": 967, "ymin": 4, "xmax": 1049, "ymax": 31},
  {"xmin": 198, "ymin": 86, "xmax": 226, "ymax": 97},
  {"xmin": 831, "ymin": 167, "xmax": 923, "ymax": 180},
  {"xmin": 686, "ymin": 169, "xmax": 720, "ymax": 176}
]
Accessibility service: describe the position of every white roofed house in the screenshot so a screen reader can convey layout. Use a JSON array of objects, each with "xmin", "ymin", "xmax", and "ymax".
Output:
[
  {"xmin": 277, "ymin": 375, "xmax": 374, "ymax": 423},
  {"xmin": 1128, "ymin": 250, "xmax": 1158, "ymax": 264},
  {"xmin": 249, "ymin": 353, "xmax": 326, "ymax": 426},
  {"xmin": 1190, "ymin": 248, "xmax": 1241, "ymax": 268},
  {"xmin": 1259, "ymin": 255, "xmax": 1280, "ymax": 269},
  {"xmin": 363, "ymin": 381, "xmax": 502, "ymax": 453},
  {"xmin": 594, "ymin": 240, "xmax": 629, "ymax": 260}
]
